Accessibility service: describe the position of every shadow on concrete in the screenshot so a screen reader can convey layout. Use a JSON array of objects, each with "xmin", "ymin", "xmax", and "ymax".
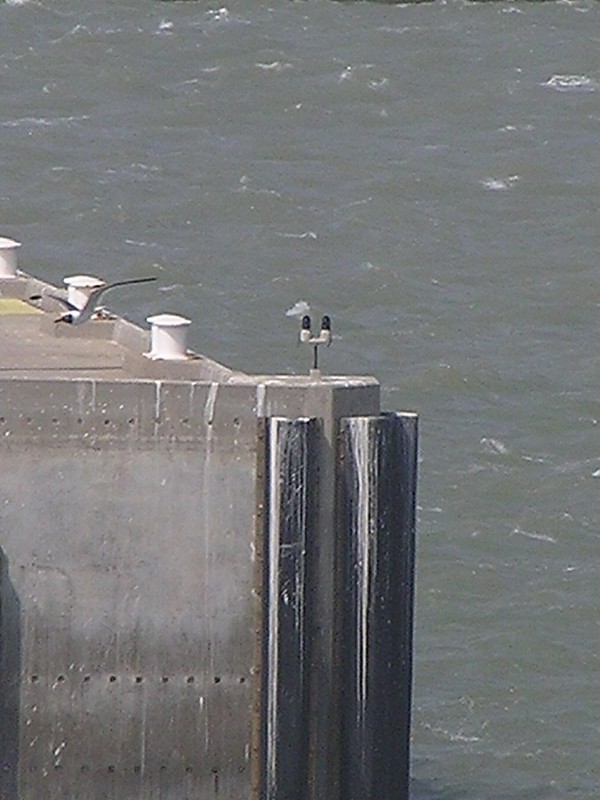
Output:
[{"xmin": 0, "ymin": 547, "xmax": 20, "ymax": 799}]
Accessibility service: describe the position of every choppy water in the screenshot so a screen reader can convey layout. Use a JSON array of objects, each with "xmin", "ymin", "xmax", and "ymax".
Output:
[{"xmin": 1, "ymin": 0, "xmax": 599, "ymax": 797}]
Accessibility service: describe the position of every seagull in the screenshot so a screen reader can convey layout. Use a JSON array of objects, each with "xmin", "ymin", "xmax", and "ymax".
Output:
[{"xmin": 30, "ymin": 277, "xmax": 157, "ymax": 325}]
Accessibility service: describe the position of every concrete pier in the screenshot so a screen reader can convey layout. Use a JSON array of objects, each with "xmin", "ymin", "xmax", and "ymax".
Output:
[
  {"xmin": 337, "ymin": 414, "xmax": 418, "ymax": 800},
  {"xmin": 0, "ymin": 268, "xmax": 417, "ymax": 800},
  {"xmin": 262, "ymin": 418, "xmax": 317, "ymax": 800}
]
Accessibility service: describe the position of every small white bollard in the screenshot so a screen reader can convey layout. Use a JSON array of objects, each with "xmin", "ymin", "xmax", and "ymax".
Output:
[
  {"xmin": 146, "ymin": 313, "xmax": 191, "ymax": 360},
  {"xmin": 64, "ymin": 275, "xmax": 105, "ymax": 310},
  {"xmin": 0, "ymin": 237, "xmax": 22, "ymax": 279}
]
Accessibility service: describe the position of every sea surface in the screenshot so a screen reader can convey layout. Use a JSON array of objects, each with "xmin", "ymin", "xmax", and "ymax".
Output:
[{"xmin": 1, "ymin": 0, "xmax": 599, "ymax": 797}]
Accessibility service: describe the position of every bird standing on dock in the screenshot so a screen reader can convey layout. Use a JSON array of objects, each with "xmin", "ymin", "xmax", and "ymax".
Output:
[{"xmin": 30, "ymin": 277, "xmax": 157, "ymax": 325}]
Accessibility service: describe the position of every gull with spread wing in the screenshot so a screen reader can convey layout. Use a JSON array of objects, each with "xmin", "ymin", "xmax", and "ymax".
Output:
[{"xmin": 31, "ymin": 276, "xmax": 157, "ymax": 325}]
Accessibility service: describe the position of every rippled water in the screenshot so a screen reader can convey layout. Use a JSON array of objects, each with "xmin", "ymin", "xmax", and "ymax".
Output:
[{"xmin": 1, "ymin": 0, "xmax": 599, "ymax": 797}]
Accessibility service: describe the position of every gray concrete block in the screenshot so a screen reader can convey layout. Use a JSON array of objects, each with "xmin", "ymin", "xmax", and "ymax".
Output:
[{"xmin": 0, "ymin": 268, "xmax": 417, "ymax": 800}]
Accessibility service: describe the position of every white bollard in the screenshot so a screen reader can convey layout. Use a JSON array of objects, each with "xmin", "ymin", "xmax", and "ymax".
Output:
[
  {"xmin": 63, "ymin": 275, "xmax": 105, "ymax": 310},
  {"xmin": 0, "ymin": 237, "xmax": 22, "ymax": 279},
  {"xmin": 146, "ymin": 313, "xmax": 191, "ymax": 360}
]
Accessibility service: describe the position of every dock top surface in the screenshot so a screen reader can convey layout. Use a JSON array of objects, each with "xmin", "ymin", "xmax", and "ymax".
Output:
[
  {"xmin": 0, "ymin": 281, "xmax": 379, "ymax": 391},
  {"xmin": 0, "ymin": 303, "xmax": 126, "ymax": 380}
]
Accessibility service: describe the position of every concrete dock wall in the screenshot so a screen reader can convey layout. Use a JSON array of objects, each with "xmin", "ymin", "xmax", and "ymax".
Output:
[
  {"xmin": 337, "ymin": 414, "xmax": 418, "ymax": 800},
  {"xmin": 0, "ymin": 272, "xmax": 416, "ymax": 799},
  {"xmin": 0, "ymin": 379, "xmax": 262, "ymax": 799},
  {"xmin": 261, "ymin": 417, "xmax": 317, "ymax": 800}
]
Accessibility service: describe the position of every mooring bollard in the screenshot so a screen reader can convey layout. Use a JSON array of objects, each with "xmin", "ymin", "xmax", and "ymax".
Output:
[{"xmin": 0, "ymin": 237, "xmax": 21, "ymax": 279}]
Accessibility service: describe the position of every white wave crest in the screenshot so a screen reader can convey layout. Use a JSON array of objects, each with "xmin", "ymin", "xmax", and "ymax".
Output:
[
  {"xmin": 512, "ymin": 527, "xmax": 557, "ymax": 544},
  {"xmin": 543, "ymin": 74, "xmax": 598, "ymax": 92},
  {"xmin": 285, "ymin": 300, "xmax": 311, "ymax": 318},
  {"xmin": 481, "ymin": 175, "xmax": 520, "ymax": 191}
]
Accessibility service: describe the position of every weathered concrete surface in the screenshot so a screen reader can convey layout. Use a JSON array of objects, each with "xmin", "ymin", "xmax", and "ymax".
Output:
[
  {"xmin": 337, "ymin": 414, "xmax": 418, "ymax": 800},
  {"xmin": 0, "ymin": 273, "xmax": 385, "ymax": 800},
  {"xmin": 0, "ymin": 380, "xmax": 261, "ymax": 799},
  {"xmin": 261, "ymin": 418, "xmax": 317, "ymax": 800},
  {"xmin": 0, "ymin": 305, "xmax": 125, "ymax": 379},
  {"xmin": 0, "ymin": 276, "xmax": 239, "ymax": 382}
]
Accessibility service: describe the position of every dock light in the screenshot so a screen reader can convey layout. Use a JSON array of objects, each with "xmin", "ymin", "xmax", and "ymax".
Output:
[
  {"xmin": 146, "ymin": 313, "xmax": 191, "ymax": 360},
  {"xmin": 319, "ymin": 315, "xmax": 332, "ymax": 347},
  {"xmin": 0, "ymin": 237, "xmax": 22, "ymax": 279},
  {"xmin": 298, "ymin": 312, "xmax": 332, "ymax": 375},
  {"xmin": 300, "ymin": 314, "xmax": 312, "ymax": 343}
]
